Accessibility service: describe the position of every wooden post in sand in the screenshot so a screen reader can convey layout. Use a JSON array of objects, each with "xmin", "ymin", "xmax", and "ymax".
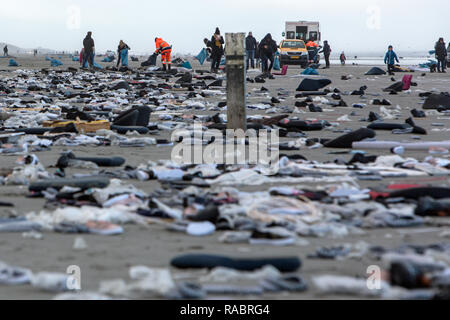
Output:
[{"xmin": 225, "ymin": 33, "xmax": 247, "ymax": 130}]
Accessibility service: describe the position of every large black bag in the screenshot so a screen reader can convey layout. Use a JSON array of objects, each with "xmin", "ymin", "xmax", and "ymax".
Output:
[{"xmin": 141, "ymin": 53, "xmax": 157, "ymax": 67}]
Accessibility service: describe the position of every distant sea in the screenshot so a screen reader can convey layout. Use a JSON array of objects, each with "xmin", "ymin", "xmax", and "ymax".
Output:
[{"xmin": 329, "ymin": 56, "xmax": 433, "ymax": 66}]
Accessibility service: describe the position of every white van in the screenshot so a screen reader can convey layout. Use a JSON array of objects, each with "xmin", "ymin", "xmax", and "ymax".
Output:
[{"xmin": 283, "ymin": 21, "xmax": 321, "ymax": 45}]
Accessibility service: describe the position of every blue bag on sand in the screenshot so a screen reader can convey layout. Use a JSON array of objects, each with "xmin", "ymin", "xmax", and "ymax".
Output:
[
  {"xmin": 51, "ymin": 59, "xmax": 63, "ymax": 67},
  {"xmin": 419, "ymin": 60, "xmax": 437, "ymax": 69},
  {"xmin": 72, "ymin": 56, "xmax": 79, "ymax": 62},
  {"xmin": 102, "ymin": 56, "xmax": 115, "ymax": 63},
  {"xmin": 120, "ymin": 49, "xmax": 129, "ymax": 67},
  {"xmin": 8, "ymin": 59, "xmax": 18, "ymax": 67},
  {"xmin": 93, "ymin": 61, "xmax": 103, "ymax": 69},
  {"xmin": 195, "ymin": 48, "xmax": 208, "ymax": 65},
  {"xmin": 301, "ymin": 67, "xmax": 319, "ymax": 75},
  {"xmin": 181, "ymin": 61, "xmax": 192, "ymax": 69},
  {"xmin": 45, "ymin": 56, "xmax": 51, "ymax": 61},
  {"xmin": 273, "ymin": 56, "xmax": 281, "ymax": 71}
]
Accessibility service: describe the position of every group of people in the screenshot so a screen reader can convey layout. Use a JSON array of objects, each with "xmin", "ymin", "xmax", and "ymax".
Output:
[
  {"xmin": 76, "ymin": 31, "xmax": 449, "ymax": 76},
  {"xmin": 238, "ymin": 31, "xmax": 334, "ymax": 74},
  {"xmin": 203, "ymin": 30, "xmax": 295, "ymax": 74},
  {"xmin": 384, "ymin": 38, "xmax": 448, "ymax": 74},
  {"xmin": 80, "ymin": 32, "xmax": 172, "ymax": 71}
]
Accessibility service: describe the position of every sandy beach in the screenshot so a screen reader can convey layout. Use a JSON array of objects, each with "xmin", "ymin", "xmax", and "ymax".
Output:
[{"xmin": 0, "ymin": 54, "xmax": 449, "ymax": 300}]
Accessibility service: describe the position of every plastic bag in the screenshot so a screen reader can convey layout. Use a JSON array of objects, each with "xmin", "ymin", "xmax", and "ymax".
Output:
[
  {"xmin": 273, "ymin": 56, "xmax": 281, "ymax": 71},
  {"xmin": 195, "ymin": 48, "xmax": 208, "ymax": 65}
]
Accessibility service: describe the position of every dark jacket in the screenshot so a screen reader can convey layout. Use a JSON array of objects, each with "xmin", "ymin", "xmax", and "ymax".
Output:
[
  {"xmin": 118, "ymin": 43, "xmax": 130, "ymax": 55},
  {"xmin": 435, "ymin": 41, "xmax": 447, "ymax": 60},
  {"xmin": 245, "ymin": 36, "xmax": 257, "ymax": 51},
  {"xmin": 321, "ymin": 43, "xmax": 331, "ymax": 56},
  {"xmin": 210, "ymin": 34, "xmax": 224, "ymax": 57},
  {"xmin": 259, "ymin": 34, "xmax": 277, "ymax": 58},
  {"xmin": 83, "ymin": 36, "xmax": 95, "ymax": 53}
]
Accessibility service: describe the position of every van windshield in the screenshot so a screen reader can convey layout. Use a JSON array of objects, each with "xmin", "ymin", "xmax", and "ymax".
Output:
[{"xmin": 281, "ymin": 41, "xmax": 305, "ymax": 49}]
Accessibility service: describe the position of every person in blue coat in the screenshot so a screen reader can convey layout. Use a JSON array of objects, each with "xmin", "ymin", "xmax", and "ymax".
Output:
[
  {"xmin": 384, "ymin": 45, "xmax": 399, "ymax": 74},
  {"xmin": 117, "ymin": 40, "xmax": 130, "ymax": 68}
]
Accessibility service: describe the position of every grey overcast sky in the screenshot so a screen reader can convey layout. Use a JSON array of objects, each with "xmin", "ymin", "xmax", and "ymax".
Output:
[{"xmin": 0, "ymin": 0, "xmax": 448, "ymax": 55}]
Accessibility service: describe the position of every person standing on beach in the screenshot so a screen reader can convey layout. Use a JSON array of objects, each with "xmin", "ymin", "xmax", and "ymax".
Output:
[
  {"xmin": 340, "ymin": 52, "xmax": 346, "ymax": 65},
  {"xmin": 435, "ymin": 38, "xmax": 447, "ymax": 73},
  {"xmin": 83, "ymin": 32, "xmax": 95, "ymax": 68},
  {"xmin": 117, "ymin": 40, "xmax": 130, "ymax": 68},
  {"xmin": 245, "ymin": 32, "xmax": 257, "ymax": 70},
  {"xmin": 384, "ymin": 45, "xmax": 399, "ymax": 75},
  {"xmin": 3, "ymin": 45, "xmax": 8, "ymax": 56},
  {"xmin": 320, "ymin": 40, "xmax": 331, "ymax": 68},
  {"xmin": 210, "ymin": 28, "xmax": 224, "ymax": 73},
  {"xmin": 259, "ymin": 33, "xmax": 277, "ymax": 75}
]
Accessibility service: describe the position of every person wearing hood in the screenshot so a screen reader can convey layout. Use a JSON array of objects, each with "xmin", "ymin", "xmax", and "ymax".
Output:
[
  {"xmin": 258, "ymin": 33, "xmax": 278, "ymax": 74},
  {"xmin": 320, "ymin": 40, "xmax": 332, "ymax": 68},
  {"xmin": 83, "ymin": 32, "xmax": 95, "ymax": 68},
  {"xmin": 435, "ymin": 37, "xmax": 447, "ymax": 73},
  {"xmin": 154, "ymin": 37, "xmax": 172, "ymax": 71},
  {"xmin": 210, "ymin": 27, "xmax": 224, "ymax": 73},
  {"xmin": 117, "ymin": 40, "xmax": 130, "ymax": 68}
]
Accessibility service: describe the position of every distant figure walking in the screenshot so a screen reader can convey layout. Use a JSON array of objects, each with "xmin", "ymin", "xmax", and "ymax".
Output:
[
  {"xmin": 245, "ymin": 32, "xmax": 257, "ymax": 70},
  {"xmin": 83, "ymin": 31, "xmax": 95, "ymax": 68},
  {"xmin": 435, "ymin": 37, "xmax": 447, "ymax": 73},
  {"xmin": 340, "ymin": 52, "xmax": 346, "ymax": 65},
  {"xmin": 33, "ymin": 49, "xmax": 38, "ymax": 57},
  {"xmin": 384, "ymin": 45, "xmax": 399, "ymax": 75},
  {"xmin": 259, "ymin": 33, "xmax": 277, "ymax": 75},
  {"xmin": 320, "ymin": 40, "xmax": 331, "ymax": 68},
  {"xmin": 154, "ymin": 37, "xmax": 172, "ymax": 71},
  {"xmin": 117, "ymin": 40, "xmax": 130, "ymax": 68},
  {"xmin": 3, "ymin": 45, "xmax": 8, "ymax": 56},
  {"xmin": 210, "ymin": 28, "xmax": 224, "ymax": 73}
]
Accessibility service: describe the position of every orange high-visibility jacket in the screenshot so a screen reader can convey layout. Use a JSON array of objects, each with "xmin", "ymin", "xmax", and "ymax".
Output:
[
  {"xmin": 155, "ymin": 38, "xmax": 171, "ymax": 53},
  {"xmin": 306, "ymin": 41, "xmax": 319, "ymax": 48}
]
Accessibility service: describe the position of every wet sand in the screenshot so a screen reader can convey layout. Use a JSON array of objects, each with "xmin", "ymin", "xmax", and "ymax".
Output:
[{"xmin": 0, "ymin": 55, "xmax": 449, "ymax": 300}]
